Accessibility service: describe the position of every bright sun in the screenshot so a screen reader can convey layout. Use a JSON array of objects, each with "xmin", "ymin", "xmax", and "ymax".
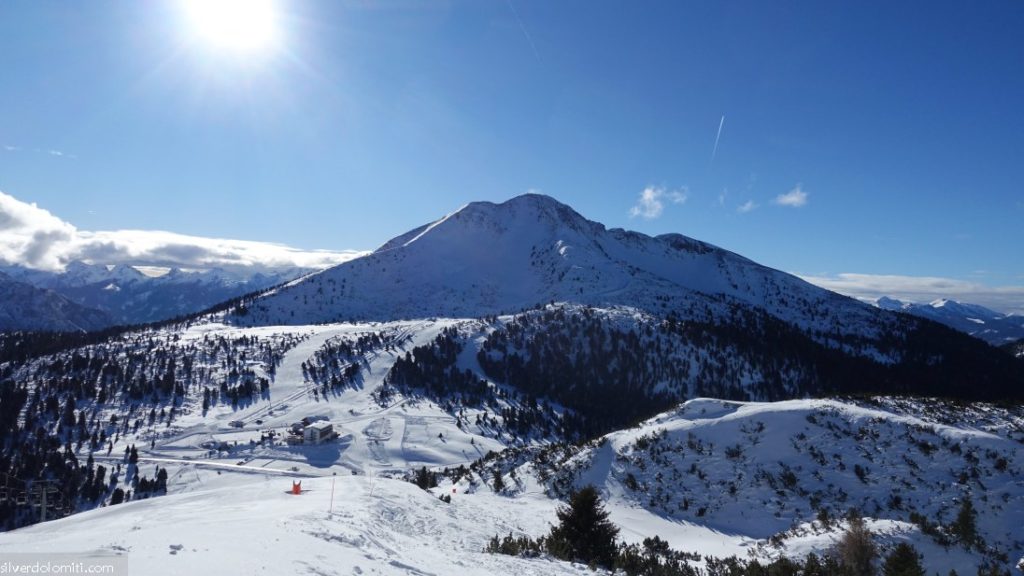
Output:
[{"xmin": 183, "ymin": 0, "xmax": 279, "ymax": 53}]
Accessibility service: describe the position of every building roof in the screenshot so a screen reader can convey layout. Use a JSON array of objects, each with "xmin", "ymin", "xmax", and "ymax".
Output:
[{"xmin": 306, "ymin": 421, "xmax": 333, "ymax": 432}]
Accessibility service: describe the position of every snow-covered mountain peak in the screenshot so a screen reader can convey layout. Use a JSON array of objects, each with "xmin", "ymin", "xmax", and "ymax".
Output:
[
  {"xmin": 458, "ymin": 193, "xmax": 593, "ymax": 225},
  {"xmin": 926, "ymin": 298, "xmax": 999, "ymax": 319},
  {"xmin": 22, "ymin": 261, "xmax": 145, "ymax": 288},
  {"xmin": 61, "ymin": 261, "xmax": 117, "ymax": 287},
  {"xmin": 235, "ymin": 194, "xmax": 889, "ymax": 339},
  {"xmin": 875, "ymin": 296, "xmax": 904, "ymax": 311},
  {"xmin": 384, "ymin": 194, "xmax": 600, "ymax": 252},
  {"xmin": 107, "ymin": 264, "xmax": 146, "ymax": 284}
]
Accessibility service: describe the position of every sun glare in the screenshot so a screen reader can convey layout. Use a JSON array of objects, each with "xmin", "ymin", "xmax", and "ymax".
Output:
[{"xmin": 183, "ymin": 0, "xmax": 279, "ymax": 53}]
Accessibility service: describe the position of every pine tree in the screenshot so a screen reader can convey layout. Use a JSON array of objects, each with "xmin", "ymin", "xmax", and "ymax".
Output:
[
  {"xmin": 803, "ymin": 553, "xmax": 825, "ymax": 576},
  {"xmin": 546, "ymin": 485, "xmax": 619, "ymax": 569},
  {"xmin": 62, "ymin": 397, "xmax": 77, "ymax": 428},
  {"xmin": 493, "ymin": 470, "xmax": 505, "ymax": 493},
  {"xmin": 882, "ymin": 542, "xmax": 925, "ymax": 576},
  {"xmin": 835, "ymin": 512, "xmax": 876, "ymax": 576},
  {"xmin": 414, "ymin": 466, "xmax": 435, "ymax": 490},
  {"xmin": 950, "ymin": 496, "xmax": 977, "ymax": 548},
  {"xmin": 156, "ymin": 467, "xmax": 168, "ymax": 492}
]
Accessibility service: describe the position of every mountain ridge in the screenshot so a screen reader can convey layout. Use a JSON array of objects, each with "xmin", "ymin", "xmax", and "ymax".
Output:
[
  {"xmin": 0, "ymin": 261, "xmax": 313, "ymax": 328},
  {"xmin": 873, "ymin": 296, "xmax": 1024, "ymax": 345}
]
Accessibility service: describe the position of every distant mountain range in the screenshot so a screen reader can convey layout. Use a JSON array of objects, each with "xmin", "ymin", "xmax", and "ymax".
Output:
[
  {"xmin": 0, "ymin": 271, "xmax": 112, "ymax": 332},
  {"xmin": 0, "ymin": 261, "xmax": 311, "ymax": 331},
  {"xmin": 874, "ymin": 296, "xmax": 1024, "ymax": 346}
]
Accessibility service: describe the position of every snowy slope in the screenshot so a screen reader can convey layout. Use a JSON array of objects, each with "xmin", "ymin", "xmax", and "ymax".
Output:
[
  {"xmin": 0, "ymin": 318, "xmax": 521, "ymax": 497},
  {"xmin": 0, "ymin": 474, "xmax": 594, "ymax": 576},
  {"xmin": 152, "ymin": 319, "xmax": 510, "ymax": 477},
  {"xmin": 875, "ymin": 297, "xmax": 1024, "ymax": 345},
  {"xmin": 0, "ymin": 271, "xmax": 112, "ymax": 332},
  {"xmin": 233, "ymin": 194, "xmax": 894, "ymax": 344}
]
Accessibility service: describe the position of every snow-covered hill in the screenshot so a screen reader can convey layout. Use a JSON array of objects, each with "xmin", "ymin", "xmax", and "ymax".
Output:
[
  {"xmin": 876, "ymin": 296, "xmax": 1024, "ymax": 345},
  {"xmin": 233, "ymin": 195, "xmax": 891, "ymax": 342},
  {"xmin": 0, "ymin": 271, "xmax": 112, "ymax": 332},
  {"xmin": 482, "ymin": 397, "xmax": 1024, "ymax": 573},
  {"xmin": 1, "ymin": 261, "xmax": 311, "ymax": 327}
]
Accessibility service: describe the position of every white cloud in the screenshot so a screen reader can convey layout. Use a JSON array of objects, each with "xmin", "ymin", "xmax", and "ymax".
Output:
[
  {"xmin": 0, "ymin": 191, "xmax": 77, "ymax": 270},
  {"xmin": 774, "ymin": 184, "xmax": 808, "ymax": 207},
  {"xmin": 737, "ymin": 200, "xmax": 758, "ymax": 213},
  {"xmin": 1, "ymin": 145, "xmax": 75, "ymax": 159},
  {"xmin": 799, "ymin": 272, "xmax": 1024, "ymax": 315},
  {"xmin": 0, "ymin": 190, "xmax": 364, "ymax": 272},
  {"xmin": 629, "ymin": 186, "xmax": 687, "ymax": 219}
]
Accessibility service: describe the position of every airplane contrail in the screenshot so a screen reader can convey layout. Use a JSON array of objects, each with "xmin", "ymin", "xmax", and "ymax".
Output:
[
  {"xmin": 710, "ymin": 115, "xmax": 725, "ymax": 166},
  {"xmin": 506, "ymin": 0, "xmax": 541, "ymax": 61}
]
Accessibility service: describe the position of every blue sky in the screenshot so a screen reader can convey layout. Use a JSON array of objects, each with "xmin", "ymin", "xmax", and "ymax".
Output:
[{"xmin": 1, "ymin": 1, "xmax": 1022, "ymax": 310}]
